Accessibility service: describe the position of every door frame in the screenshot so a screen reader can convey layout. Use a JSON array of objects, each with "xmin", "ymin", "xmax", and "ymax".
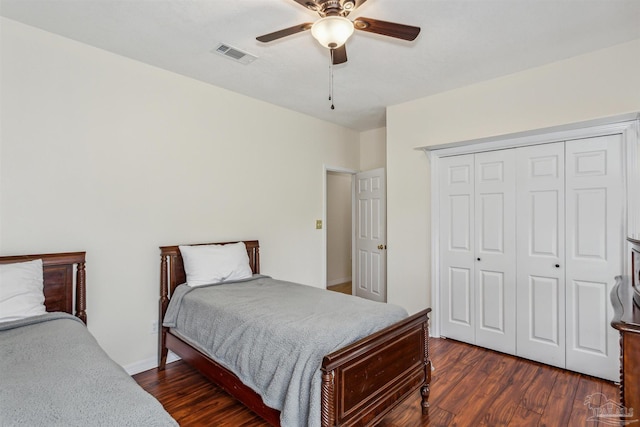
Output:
[
  {"xmin": 323, "ymin": 165, "xmax": 357, "ymax": 293},
  {"xmin": 425, "ymin": 114, "xmax": 639, "ymax": 338}
]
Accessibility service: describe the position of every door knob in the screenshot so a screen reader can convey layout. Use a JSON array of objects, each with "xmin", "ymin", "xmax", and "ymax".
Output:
[
  {"xmin": 377, "ymin": 244, "xmax": 387, "ymax": 250},
  {"xmin": 555, "ymin": 264, "xmax": 560, "ymax": 268}
]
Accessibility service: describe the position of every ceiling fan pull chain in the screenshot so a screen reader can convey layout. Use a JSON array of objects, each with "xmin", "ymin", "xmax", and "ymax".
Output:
[{"xmin": 329, "ymin": 50, "xmax": 335, "ymax": 110}]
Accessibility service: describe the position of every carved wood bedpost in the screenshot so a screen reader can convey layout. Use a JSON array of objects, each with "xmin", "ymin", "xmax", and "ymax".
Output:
[
  {"xmin": 75, "ymin": 261, "xmax": 87, "ymax": 324},
  {"xmin": 158, "ymin": 254, "xmax": 169, "ymax": 369},
  {"xmin": 421, "ymin": 320, "xmax": 431, "ymax": 414},
  {"xmin": 321, "ymin": 370, "xmax": 335, "ymax": 427},
  {"xmin": 255, "ymin": 246, "xmax": 260, "ymax": 274}
]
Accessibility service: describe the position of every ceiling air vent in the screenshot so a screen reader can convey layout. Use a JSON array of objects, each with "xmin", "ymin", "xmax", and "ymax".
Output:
[{"xmin": 213, "ymin": 43, "xmax": 257, "ymax": 65}]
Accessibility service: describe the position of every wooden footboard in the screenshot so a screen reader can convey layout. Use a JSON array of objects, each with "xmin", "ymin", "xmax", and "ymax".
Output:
[{"xmin": 321, "ymin": 308, "xmax": 431, "ymax": 427}]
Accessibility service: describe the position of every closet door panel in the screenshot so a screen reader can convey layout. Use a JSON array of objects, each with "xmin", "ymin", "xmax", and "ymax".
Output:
[
  {"xmin": 565, "ymin": 134, "xmax": 624, "ymax": 381},
  {"xmin": 474, "ymin": 150, "xmax": 516, "ymax": 353},
  {"xmin": 516, "ymin": 142, "xmax": 566, "ymax": 368},
  {"xmin": 449, "ymin": 267, "xmax": 472, "ymax": 325},
  {"xmin": 528, "ymin": 275, "xmax": 561, "ymax": 344},
  {"xmin": 440, "ymin": 155, "xmax": 475, "ymax": 343}
]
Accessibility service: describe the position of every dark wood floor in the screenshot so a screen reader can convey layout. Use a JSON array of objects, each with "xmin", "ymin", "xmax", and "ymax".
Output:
[
  {"xmin": 134, "ymin": 337, "xmax": 621, "ymax": 426},
  {"xmin": 327, "ymin": 281, "xmax": 352, "ymax": 295}
]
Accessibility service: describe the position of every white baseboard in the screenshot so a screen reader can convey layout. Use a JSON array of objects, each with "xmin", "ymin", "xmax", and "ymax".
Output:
[
  {"xmin": 124, "ymin": 351, "xmax": 181, "ymax": 375},
  {"xmin": 327, "ymin": 276, "xmax": 352, "ymax": 287}
]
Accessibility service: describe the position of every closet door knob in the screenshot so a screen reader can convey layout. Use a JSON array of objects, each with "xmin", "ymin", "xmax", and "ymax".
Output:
[
  {"xmin": 477, "ymin": 258, "xmax": 481, "ymax": 261},
  {"xmin": 555, "ymin": 264, "xmax": 560, "ymax": 268}
]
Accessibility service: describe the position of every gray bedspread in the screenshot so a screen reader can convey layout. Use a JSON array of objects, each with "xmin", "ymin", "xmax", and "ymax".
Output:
[
  {"xmin": 163, "ymin": 275, "xmax": 408, "ymax": 427},
  {"xmin": 0, "ymin": 313, "xmax": 177, "ymax": 427}
]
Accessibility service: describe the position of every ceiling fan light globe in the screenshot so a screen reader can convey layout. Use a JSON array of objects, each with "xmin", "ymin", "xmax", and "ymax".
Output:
[{"xmin": 311, "ymin": 16, "xmax": 354, "ymax": 49}]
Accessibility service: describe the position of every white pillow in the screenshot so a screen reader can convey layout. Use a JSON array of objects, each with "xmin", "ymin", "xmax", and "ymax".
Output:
[
  {"xmin": 179, "ymin": 242, "xmax": 253, "ymax": 287},
  {"xmin": 0, "ymin": 259, "xmax": 46, "ymax": 322}
]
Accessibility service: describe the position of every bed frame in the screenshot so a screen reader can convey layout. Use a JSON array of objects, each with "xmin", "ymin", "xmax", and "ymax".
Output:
[
  {"xmin": 0, "ymin": 252, "xmax": 87, "ymax": 324},
  {"xmin": 158, "ymin": 240, "xmax": 430, "ymax": 426}
]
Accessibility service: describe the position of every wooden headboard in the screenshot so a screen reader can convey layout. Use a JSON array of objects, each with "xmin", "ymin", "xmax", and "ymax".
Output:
[
  {"xmin": 159, "ymin": 240, "xmax": 260, "ymax": 299},
  {"xmin": 157, "ymin": 240, "xmax": 259, "ymax": 366},
  {"xmin": 0, "ymin": 252, "xmax": 87, "ymax": 324}
]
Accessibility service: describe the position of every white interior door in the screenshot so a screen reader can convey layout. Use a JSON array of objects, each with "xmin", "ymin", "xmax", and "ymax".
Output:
[
  {"xmin": 355, "ymin": 168, "xmax": 386, "ymax": 302},
  {"xmin": 516, "ymin": 142, "xmax": 566, "ymax": 368},
  {"xmin": 564, "ymin": 135, "xmax": 624, "ymax": 381},
  {"xmin": 474, "ymin": 150, "xmax": 517, "ymax": 354},
  {"xmin": 439, "ymin": 154, "xmax": 475, "ymax": 343}
]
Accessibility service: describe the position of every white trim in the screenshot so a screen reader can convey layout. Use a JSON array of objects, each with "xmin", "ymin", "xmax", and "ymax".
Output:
[
  {"xmin": 351, "ymin": 175, "xmax": 356, "ymax": 297},
  {"xmin": 425, "ymin": 115, "xmax": 639, "ymax": 340},
  {"xmin": 324, "ymin": 165, "xmax": 359, "ymax": 174},
  {"xmin": 418, "ymin": 113, "xmax": 640, "ymax": 156},
  {"xmin": 624, "ymin": 121, "xmax": 640, "ymax": 238},
  {"xmin": 124, "ymin": 350, "xmax": 181, "ymax": 376},
  {"xmin": 429, "ymin": 154, "xmax": 441, "ymax": 338}
]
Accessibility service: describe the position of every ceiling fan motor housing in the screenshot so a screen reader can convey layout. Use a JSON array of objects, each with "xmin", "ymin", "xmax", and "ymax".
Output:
[{"xmin": 308, "ymin": 0, "xmax": 356, "ymax": 17}]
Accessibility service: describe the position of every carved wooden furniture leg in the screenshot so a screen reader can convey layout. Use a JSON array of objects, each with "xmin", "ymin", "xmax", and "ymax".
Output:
[
  {"xmin": 321, "ymin": 370, "xmax": 335, "ymax": 427},
  {"xmin": 421, "ymin": 321, "xmax": 431, "ymax": 414},
  {"xmin": 158, "ymin": 255, "xmax": 169, "ymax": 369},
  {"xmin": 75, "ymin": 261, "xmax": 87, "ymax": 324},
  {"xmin": 421, "ymin": 384, "xmax": 430, "ymax": 414}
]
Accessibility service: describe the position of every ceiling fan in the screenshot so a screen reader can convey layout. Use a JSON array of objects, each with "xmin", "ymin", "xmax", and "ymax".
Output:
[{"xmin": 256, "ymin": 0, "xmax": 421, "ymax": 65}]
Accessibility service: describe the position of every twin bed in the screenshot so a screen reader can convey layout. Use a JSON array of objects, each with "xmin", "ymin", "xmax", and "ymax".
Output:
[
  {"xmin": 159, "ymin": 240, "xmax": 432, "ymax": 426},
  {"xmin": 0, "ymin": 251, "xmax": 177, "ymax": 426}
]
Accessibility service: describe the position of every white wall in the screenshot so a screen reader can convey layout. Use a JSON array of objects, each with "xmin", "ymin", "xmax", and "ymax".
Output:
[
  {"xmin": 326, "ymin": 172, "xmax": 352, "ymax": 286},
  {"xmin": 0, "ymin": 18, "xmax": 359, "ymax": 368},
  {"xmin": 359, "ymin": 127, "xmax": 386, "ymax": 171},
  {"xmin": 386, "ymin": 39, "xmax": 640, "ymax": 315}
]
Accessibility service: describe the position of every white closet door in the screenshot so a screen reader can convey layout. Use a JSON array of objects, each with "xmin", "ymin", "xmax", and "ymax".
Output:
[
  {"xmin": 565, "ymin": 135, "xmax": 624, "ymax": 381},
  {"xmin": 439, "ymin": 154, "xmax": 475, "ymax": 343},
  {"xmin": 516, "ymin": 142, "xmax": 566, "ymax": 368},
  {"xmin": 474, "ymin": 150, "xmax": 517, "ymax": 353}
]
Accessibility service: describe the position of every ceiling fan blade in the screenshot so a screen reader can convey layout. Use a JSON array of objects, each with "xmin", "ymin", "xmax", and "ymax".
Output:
[
  {"xmin": 256, "ymin": 23, "xmax": 313, "ymax": 43},
  {"xmin": 353, "ymin": 17, "xmax": 420, "ymax": 41},
  {"xmin": 331, "ymin": 45, "xmax": 348, "ymax": 65}
]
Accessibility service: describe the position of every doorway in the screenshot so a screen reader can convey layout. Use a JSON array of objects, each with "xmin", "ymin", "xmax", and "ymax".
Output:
[
  {"xmin": 326, "ymin": 169, "xmax": 354, "ymax": 295},
  {"xmin": 324, "ymin": 166, "xmax": 388, "ymax": 301}
]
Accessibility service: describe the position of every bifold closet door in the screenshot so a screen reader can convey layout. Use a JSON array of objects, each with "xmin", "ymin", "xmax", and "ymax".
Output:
[
  {"xmin": 474, "ymin": 150, "xmax": 516, "ymax": 354},
  {"xmin": 439, "ymin": 154, "xmax": 475, "ymax": 343},
  {"xmin": 564, "ymin": 134, "xmax": 623, "ymax": 381},
  {"xmin": 515, "ymin": 136, "xmax": 623, "ymax": 380},
  {"xmin": 440, "ymin": 151, "xmax": 516, "ymax": 353},
  {"xmin": 516, "ymin": 142, "xmax": 566, "ymax": 368},
  {"xmin": 440, "ymin": 135, "xmax": 625, "ymax": 380}
]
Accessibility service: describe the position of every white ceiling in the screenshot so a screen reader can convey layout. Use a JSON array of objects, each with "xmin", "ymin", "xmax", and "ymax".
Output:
[{"xmin": 1, "ymin": 0, "xmax": 639, "ymax": 131}]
